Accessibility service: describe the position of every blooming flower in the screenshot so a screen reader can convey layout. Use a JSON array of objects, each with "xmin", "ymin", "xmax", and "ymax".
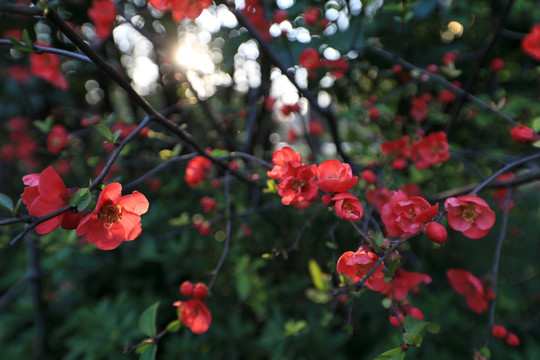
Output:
[
  {"xmin": 332, "ymin": 193, "xmax": 364, "ymax": 221},
  {"xmin": 76, "ymin": 183, "xmax": 149, "ymax": 250},
  {"xmin": 410, "ymin": 131, "xmax": 450, "ymax": 170},
  {"xmin": 30, "ymin": 42, "xmax": 68, "ymax": 90},
  {"xmin": 390, "ymin": 304, "xmax": 424, "ymax": 327},
  {"xmin": 173, "ymin": 299, "xmax": 212, "ymax": 334},
  {"xmin": 316, "ymin": 159, "xmax": 358, "ymax": 193},
  {"xmin": 521, "ymin": 24, "xmax": 540, "ymax": 61},
  {"xmin": 337, "ymin": 245, "xmax": 386, "ymax": 291},
  {"xmin": 381, "ymin": 190, "xmax": 438, "ymax": 238},
  {"xmin": 444, "ymin": 195, "xmax": 495, "ymax": 239},
  {"xmin": 447, "ymin": 269, "xmax": 494, "ymax": 313},
  {"xmin": 277, "ymin": 163, "xmax": 319, "ymax": 208},
  {"xmin": 21, "ymin": 166, "xmax": 83, "ymax": 234},
  {"xmin": 88, "ymin": 0, "xmax": 117, "ymax": 40},
  {"xmin": 267, "ymin": 146, "xmax": 302, "ymax": 179},
  {"xmin": 366, "ymin": 186, "xmax": 393, "ymax": 212}
]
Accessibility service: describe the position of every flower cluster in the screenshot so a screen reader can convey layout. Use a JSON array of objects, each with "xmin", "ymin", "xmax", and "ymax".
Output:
[
  {"xmin": 382, "ymin": 131, "xmax": 450, "ymax": 170},
  {"xmin": 147, "ymin": 0, "xmax": 212, "ymax": 22},
  {"xmin": 21, "ymin": 167, "xmax": 149, "ymax": 250},
  {"xmin": 173, "ymin": 281, "xmax": 212, "ymax": 334}
]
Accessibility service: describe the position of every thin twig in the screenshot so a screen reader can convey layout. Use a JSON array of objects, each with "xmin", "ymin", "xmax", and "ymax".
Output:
[{"xmin": 0, "ymin": 39, "xmax": 93, "ymax": 63}]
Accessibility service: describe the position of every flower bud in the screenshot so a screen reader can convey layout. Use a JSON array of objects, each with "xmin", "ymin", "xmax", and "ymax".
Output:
[
  {"xmin": 179, "ymin": 281, "xmax": 194, "ymax": 296},
  {"xmin": 193, "ymin": 282, "xmax": 208, "ymax": 299},
  {"xmin": 491, "ymin": 325, "xmax": 507, "ymax": 339},
  {"xmin": 506, "ymin": 332, "xmax": 520, "ymax": 346},
  {"xmin": 426, "ymin": 222, "xmax": 447, "ymax": 244}
]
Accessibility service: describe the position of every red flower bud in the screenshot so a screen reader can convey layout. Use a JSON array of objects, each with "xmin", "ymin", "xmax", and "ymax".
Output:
[
  {"xmin": 321, "ymin": 193, "xmax": 333, "ymax": 206},
  {"xmin": 180, "ymin": 281, "xmax": 194, "ymax": 296},
  {"xmin": 491, "ymin": 325, "xmax": 507, "ymax": 339},
  {"xmin": 193, "ymin": 282, "xmax": 208, "ymax": 299},
  {"xmin": 510, "ymin": 125, "xmax": 539, "ymax": 144},
  {"xmin": 425, "ymin": 222, "xmax": 447, "ymax": 244},
  {"xmin": 506, "ymin": 332, "xmax": 520, "ymax": 347},
  {"xmin": 361, "ymin": 169, "xmax": 377, "ymax": 184}
]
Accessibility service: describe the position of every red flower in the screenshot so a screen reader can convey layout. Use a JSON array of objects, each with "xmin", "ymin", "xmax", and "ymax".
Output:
[
  {"xmin": 200, "ymin": 196, "xmax": 216, "ymax": 213},
  {"xmin": 379, "ymin": 268, "xmax": 431, "ymax": 301},
  {"xmin": 381, "ymin": 135, "xmax": 410, "ymax": 170},
  {"xmin": 437, "ymin": 89, "xmax": 456, "ymax": 104},
  {"xmin": 286, "ymin": 128, "xmax": 297, "ymax": 143},
  {"xmin": 193, "ymin": 283, "xmax": 208, "ymax": 299},
  {"xmin": 76, "ymin": 183, "xmax": 149, "ymax": 250},
  {"xmin": 277, "ymin": 163, "xmax": 319, "ymax": 208},
  {"xmin": 521, "ymin": 24, "xmax": 540, "ymax": 62},
  {"xmin": 510, "ymin": 125, "xmax": 539, "ymax": 144},
  {"xmin": 303, "ymin": 7, "xmax": 320, "ymax": 25},
  {"xmin": 46, "ymin": 125, "xmax": 69, "ymax": 154},
  {"xmin": 308, "ymin": 120, "xmax": 324, "ymax": 136},
  {"xmin": 337, "ymin": 245, "xmax": 386, "ymax": 291},
  {"xmin": 332, "ymin": 193, "xmax": 364, "ymax": 221},
  {"xmin": 21, "ymin": 166, "xmax": 83, "ymax": 234},
  {"xmin": 185, "ymin": 155, "xmax": 212, "ymax": 187},
  {"xmin": 299, "ymin": 48, "xmax": 320, "ymax": 72},
  {"xmin": 410, "ymin": 97, "xmax": 428, "ymax": 123},
  {"xmin": 444, "ymin": 195, "xmax": 495, "ymax": 239},
  {"xmin": 447, "ymin": 269, "xmax": 492, "ymax": 313},
  {"xmin": 267, "ymin": 146, "xmax": 302, "ymax": 179},
  {"xmin": 361, "ymin": 169, "xmax": 377, "ymax": 184},
  {"xmin": 88, "ymin": 0, "xmax": 117, "ymax": 40},
  {"xmin": 442, "ymin": 51, "xmax": 457, "ymax": 65},
  {"xmin": 179, "ymin": 281, "xmax": 194, "ymax": 296},
  {"xmin": 410, "ymin": 131, "xmax": 450, "ymax": 170},
  {"xmin": 381, "ymin": 190, "xmax": 438, "ymax": 238},
  {"xmin": 30, "ymin": 43, "xmax": 68, "ymax": 90},
  {"xmin": 4, "ymin": 65, "xmax": 30, "ymax": 83},
  {"xmin": 173, "ymin": 299, "xmax": 212, "ymax": 334},
  {"xmin": 316, "ymin": 159, "xmax": 357, "ymax": 193},
  {"xmin": 369, "ymin": 107, "xmax": 380, "ymax": 119}
]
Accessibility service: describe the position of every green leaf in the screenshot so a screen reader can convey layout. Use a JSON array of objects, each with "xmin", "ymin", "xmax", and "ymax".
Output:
[
  {"xmin": 374, "ymin": 232, "xmax": 384, "ymax": 248},
  {"xmin": 112, "ymin": 129, "xmax": 122, "ymax": 143},
  {"xmin": 403, "ymin": 316, "xmax": 440, "ymax": 336},
  {"xmin": 305, "ymin": 288, "xmax": 331, "ymax": 304},
  {"xmin": 22, "ymin": 30, "xmax": 33, "ymax": 50},
  {"xmin": 403, "ymin": 332, "xmax": 423, "ymax": 347},
  {"xmin": 0, "ymin": 194, "xmax": 14, "ymax": 213},
  {"xmin": 134, "ymin": 343, "xmax": 152, "ymax": 355},
  {"xmin": 138, "ymin": 301, "xmax": 160, "ymax": 337},
  {"xmin": 69, "ymin": 188, "xmax": 92, "ymax": 212},
  {"xmin": 325, "ymin": 241, "xmax": 338, "ymax": 250},
  {"xmin": 308, "ymin": 259, "xmax": 325, "ymax": 291},
  {"xmin": 95, "ymin": 123, "xmax": 113, "ymax": 141},
  {"xmin": 373, "ymin": 347, "xmax": 405, "ymax": 360},
  {"xmin": 139, "ymin": 344, "xmax": 157, "ymax": 360},
  {"xmin": 166, "ymin": 319, "xmax": 182, "ymax": 333},
  {"xmin": 480, "ymin": 347, "xmax": 491, "ymax": 358},
  {"xmin": 8, "ymin": 36, "xmax": 24, "ymax": 47},
  {"xmin": 33, "ymin": 116, "xmax": 54, "ymax": 133}
]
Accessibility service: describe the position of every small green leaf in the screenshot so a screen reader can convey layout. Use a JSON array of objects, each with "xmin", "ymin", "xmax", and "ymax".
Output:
[
  {"xmin": 112, "ymin": 129, "xmax": 122, "ymax": 143},
  {"xmin": 166, "ymin": 319, "xmax": 182, "ymax": 333},
  {"xmin": 138, "ymin": 301, "xmax": 160, "ymax": 337},
  {"xmin": 308, "ymin": 259, "xmax": 325, "ymax": 291},
  {"xmin": 403, "ymin": 332, "xmax": 423, "ymax": 347},
  {"xmin": 480, "ymin": 347, "xmax": 491, "ymax": 358},
  {"xmin": 381, "ymin": 298, "xmax": 392, "ymax": 309},
  {"xmin": 8, "ymin": 36, "xmax": 24, "ymax": 47},
  {"xmin": 134, "ymin": 343, "xmax": 152, "ymax": 355},
  {"xmin": 403, "ymin": 316, "xmax": 440, "ymax": 336},
  {"xmin": 171, "ymin": 144, "xmax": 182, "ymax": 157},
  {"xmin": 263, "ymin": 179, "xmax": 277, "ymax": 193},
  {"xmin": 374, "ymin": 232, "xmax": 384, "ymax": 248},
  {"xmin": 95, "ymin": 123, "xmax": 113, "ymax": 140},
  {"xmin": 325, "ymin": 241, "xmax": 338, "ymax": 250},
  {"xmin": 33, "ymin": 117, "xmax": 54, "ymax": 133},
  {"xmin": 0, "ymin": 194, "xmax": 14, "ymax": 213},
  {"xmin": 373, "ymin": 347, "xmax": 405, "ymax": 360},
  {"xmin": 69, "ymin": 188, "xmax": 92, "ymax": 211},
  {"xmin": 22, "ymin": 30, "xmax": 33, "ymax": 50},
  {"xmin": 13, "ymin": 198, "xmax": 23, "ymax": 215},
  {"xmin": 139, "ymin": 344, "xmax": 157, "ymax": 360}
]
